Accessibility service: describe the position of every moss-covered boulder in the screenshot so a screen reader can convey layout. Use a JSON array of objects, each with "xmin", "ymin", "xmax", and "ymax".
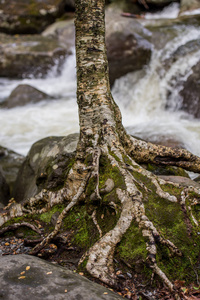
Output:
[
  {"xmin": 13, "ymin": 134, "xmax": 79, "ymax": 203},
  {"xmin": 0, "ymin": 33, "xmax": 70, "ymax": 79},
  {"xmin": 0, "ymin": 0, "xmax": 75, "ymax": 34}
]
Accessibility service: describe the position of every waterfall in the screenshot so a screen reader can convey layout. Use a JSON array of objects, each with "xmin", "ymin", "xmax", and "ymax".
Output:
[{"xmin": 0, "ymin": 7, "xmax": 200, "ymax": 158}]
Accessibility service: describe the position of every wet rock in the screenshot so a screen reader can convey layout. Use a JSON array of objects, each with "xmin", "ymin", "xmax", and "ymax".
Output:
[
  {"xmin": 106, "ymin": 10, "xmax": 152, "ymax": 85},
  {"xmin": 0, "ymin": 254, "xmax": 123, "ymax": 300},
  {"xmin": 0, "ymin": 170, "xmax": 10, "ymax": 207},
  {"xmin": 42, "ymin": 19, "xmax": 75, "ymax": 49},
  {"xmin": 100, "ymin": 178, "xmax": 115, "ymax": 195},
  {"xmin": 158, "ymin": 175, "xmax": 200, "ymax": 189},
  {"xmin": 2, "ymin": 84, "xmax": 54, "ymax": 109},
  {"xmin": 0, "ymin": 0, "xmax": 75, "ymax": 35},
  {"xmin": 13, "ymin": 133, "xmax": 79, "ymax": 203},
  {"xmin": 179, "ymin": 0, "xmax": 200, "ymax": 15},
  {"xmin": 0, "ymin": 146, "xmax": 24, "ymax": 195},
  {"xmin": 179, "ymin": 60, "xmax": 200, "ymax": 118},
  {"xmin": 0, "ymin": 33, "xmax": 70, "ymax": 79}
]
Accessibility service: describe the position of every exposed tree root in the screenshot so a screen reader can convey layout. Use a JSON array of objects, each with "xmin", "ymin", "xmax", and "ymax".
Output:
[
  {"xmin": 127, "ymin": 136, "xmax": 200, "ymax": 173},
  {"xmin": 0, "ymin": 222, "xmax": 41, "ymax": 236},
  {"xmin": 0, "ymin": 134, "xmax": 200, "ymax": 300}
]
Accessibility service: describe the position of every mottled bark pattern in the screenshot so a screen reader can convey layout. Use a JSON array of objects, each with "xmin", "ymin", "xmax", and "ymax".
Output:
[{"xmin": 75, "ymin": 0, "xmax": 126, "ymax": 152}]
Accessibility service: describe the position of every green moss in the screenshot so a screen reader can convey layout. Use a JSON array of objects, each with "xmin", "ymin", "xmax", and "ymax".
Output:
[
  {"xmin": 161, "ymin": 183, "xmax": 183, "ymax": 198},
  {"xmin": 99, "ymin": 155, "xmax": 125, "ymax": 190},
  {"xmin": 63, "ymin": 205, "xmax": 99, "ymax": 249},
  {"xmin": 143, "ymin": 186, "xmax": 200, "ymax": 283},
  {"xmin": 39, "ymin": 204, "xmax": 65, "ymax": 223},
  {"xmin": 117, "ymin": 220, "xmax": 147, "ymax": 262},
  {"xmin": 145, "ymin": 163, "xmax": 189, "ymax": 177},
  {"xmin": 2, "ymin": 216, "xmax": 39, "ymax": 238},
  {"xmin": 96, "ymin": 204, "xmax": 119, "ymax": 236}
]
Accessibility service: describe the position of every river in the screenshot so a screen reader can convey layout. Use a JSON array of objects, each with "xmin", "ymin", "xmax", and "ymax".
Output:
[{"xmin": 0, "ymin": 3, "xmax": 200, "ymax": 163}]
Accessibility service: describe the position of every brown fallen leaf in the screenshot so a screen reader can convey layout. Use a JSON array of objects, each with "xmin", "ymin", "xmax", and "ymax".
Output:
[
  {"xmin": 103, "ymin": 292, "xmax": 108, "ymax": 295},
  {"xmin": 79, "ymin": 272, "xmax": 84, "ymax": 276},
  {"xmin": 26, "ymin": 266, "xmax": 30, "ymax": 271},
  {"xmin": 20, "ymin": 271, "xmax": 25, "ymax": 275},
  {"xmin": 18, "ymin": 276, "xmax": 26, "ymax": 279},
  {"xmin": 46, "ymin": 272, "xmax": 52, "ymax": 275}
]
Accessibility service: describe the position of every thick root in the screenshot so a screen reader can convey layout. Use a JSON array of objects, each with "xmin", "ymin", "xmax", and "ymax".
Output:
[
  {"xmin": 127, "ymin": 136, "xmax": 200, "ymax": 173},
  {"xmin": 0, "ymin": 134, "xmax": 200, "ymax": 298}
]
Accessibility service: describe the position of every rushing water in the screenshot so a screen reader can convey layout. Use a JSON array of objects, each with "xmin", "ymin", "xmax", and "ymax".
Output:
[{"xmin": 0, "ymin": 4, "xmax": 200, "ymax": 160}]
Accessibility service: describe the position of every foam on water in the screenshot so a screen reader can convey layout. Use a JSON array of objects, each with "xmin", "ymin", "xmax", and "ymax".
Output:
[{"xmin": 145, "ymin": 3, "xmax": 179, "ymax": 19}]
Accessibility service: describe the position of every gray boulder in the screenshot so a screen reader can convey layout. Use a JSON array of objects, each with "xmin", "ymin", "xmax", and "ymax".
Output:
[
  {"xmin": 0, "ymin": 33, "xmax": 70, "ymax": 79},
  {"xmin": 2, "ymin": 84, "xmax": 53, "ymax": 109},
  {"xmin": 13, "ymin": 134, "xmax": 79, "ymax": 203},
  {"xmin": 0, "ymin": 254, "xmax": 123, "ymax": 300},
  {"xmin": 180, "ymin": 60, "xmax": 200, "ymax": 118},
  {"xmin": 0, "ymin": 0, "xmax": 75, "ymax": 35}
]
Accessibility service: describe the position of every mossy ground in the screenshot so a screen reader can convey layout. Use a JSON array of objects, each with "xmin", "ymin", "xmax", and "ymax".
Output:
[{"xmin": 1, "ymin": 164, "xmax": 200, "ymax": 287}]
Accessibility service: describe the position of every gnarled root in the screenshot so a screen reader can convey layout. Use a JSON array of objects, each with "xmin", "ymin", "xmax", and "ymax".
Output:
[
  {"xmin": 127, "ymin": 136, "xmax": 200, "ymax": 173},
  {"xmin": 0, "ymin": 133, "xmax": 200, "ymax": 298}
]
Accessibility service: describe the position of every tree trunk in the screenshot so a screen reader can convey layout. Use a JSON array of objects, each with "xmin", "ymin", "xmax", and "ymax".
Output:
[{"xmin": 1, "ymin": 0, "xmax": 200, "ymax": 298}]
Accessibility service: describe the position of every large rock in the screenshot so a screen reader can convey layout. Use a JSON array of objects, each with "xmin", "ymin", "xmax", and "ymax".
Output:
[
  {"xmin": 13, "ymin": 134, "xmax": 79, "ymax": 203},
  {"xmin": 179, "ymin": 60, "xmax": 200, "ymax": 118},
  {"xmin": 42, "ymin": 19, "xmax": 75, "ymax": 49},
  {"xmin": 158, "ymin": 175, "xmax": 200, "ymax": 189},
  {"xmin": 0, "ymin": 33, "xmax": 70, "ymax": 79},
  {"xmin": 2, "ymin": 84, "xmax": 54, "ymax": 108},
  {"xmin": 0, "ymin": 146, "xmax": 24, "ymax": 195},
  {"xmin": 0, "ymin": 0, "xmax": 75, "ymax": 34},
  {"xmin": 106, "ymin": 10, "xmax": 152, "ymax": 85},
  {"xmin": 0, "ymin": 254, "xmax": 123, "ymax": 300}
]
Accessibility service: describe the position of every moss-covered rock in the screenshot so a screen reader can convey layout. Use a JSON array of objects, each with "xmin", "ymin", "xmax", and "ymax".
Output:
[
  {"xmin": 13, "ymin": 133, "xmax": 79, "ymax": 203},
  {"xmin": 0, "ymin": 0, "xmax": 75, "ymax": 34}
]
